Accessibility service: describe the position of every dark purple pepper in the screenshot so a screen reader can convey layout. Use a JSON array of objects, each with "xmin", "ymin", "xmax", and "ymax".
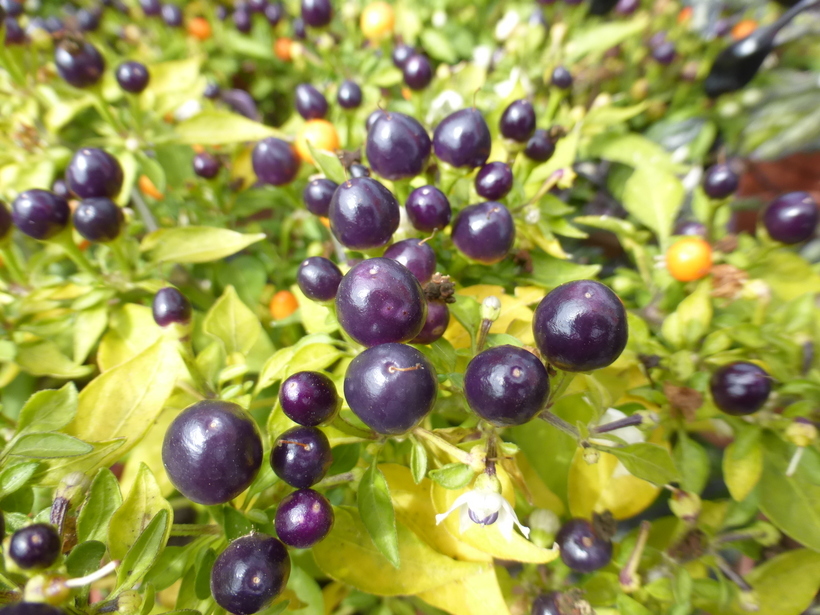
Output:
[
  {"xmin": 55, "ymin": 41, "xmax": 105, "ymax": 89},
  {"xmin": 302, "ymin": 178, "xmax": 338, "ymax": 216},
  {"xmin": 451, "ymin": 201, "xmax": 515, "ymax": 264},
  {"xmin": 674, "ymin": 220, "xmax": 707, "ymax": 237},
  {"xmin": 140, "ymin": 0, "xmax": 161, "ymax": 15},
  {"xmin": 161, "ymin": 3, "xmax": 183, "ymax": 26},
  {"xmin": 216, "ymin": 5, "xmax": 228, "ymax": 20},
  {"xmin": 524, "ymin": 129, "xmax": 555, "ymax": 162},
  {"xmin": 279, "ymin": 370, "xmax": 339, "ymax": 426},
  {"xmin": 392, "ymin": 43, "xmax": 413, "ymax": 68},
  {"xmin": 116, "ymin": 61, "xmax": 150, "ymax": 94},
  {"xmin": 275, "ymin": 489, "xmax": 334, "ymax": 548},
  {"xmin": 271, "ymin": 426, "xmax": 332, "ymax": 488},
  {"xmin": 499, "ymin": 99, "xmax": 536, "ymax": 143},
  {"xmin": 52, "ymin": 179, "xmax": 71, "ymax": 199},
  {"xmin": 252, "ymin": 137, "xmax": 300, "ymax": 186},
  {"xmin": 301, "ymin": 0, "xmax": 331, "ymax": 27},
  {"xmin": 411, "ymin": 300, "xmax": 450, "ymax": 344},
  {"xmin": 4, "ymin": 17, "xmax": 25, "ymax": 44},
  {"xmin": 73, "ymin": 197, "xmax": 124, "ymax": 243},
  {"xmin": 0, "ymin": 0, "xmax": 22, "ymax": 18},
  {"xmin": 383, "ymin": 238, "xmax": 436, "ymax": 284},
  {"xmin": 152, "ymin": 287, "xmax": 192, "ymax": 327},
  {"xmin": 652, "ymin": 41, "xmax": 676, "ymax": 65},
  {"xmin": 366, "ymin": 111, "xmax": 431, "ymax": 181},
  {"xmin": 555, "ymin": 518, "xmax": 612, "ymax": 573},
  {"xmin": 264, "ymin": 2, "xmax": 282, "ymax": 24},
  {"xmin": 220, "ymin": 89, "xmax": 260, "ymax": 121},
  {"xmin": 8, "ymin": 524, "xmax": 61, "ymax": 570},
  {"xmin": 11, "ymin": 190, "xmax": 70, "ymax": 240},
  {"xmin": 297, "ymin": 256, "xmax": 343, "ymax": 303},
  {"xmin": 0, "ymin": 201, "xmax": 12, "ymax": 239},
  {"xmin": 614, "ymin": 0, "xmax": 638, "ymax": 15},
  {"xmin": 551, "ymin": 66, "xmax": 573, "ymax": 89},
  {"xmin": 432, "ymin": 108, "xmax": 491, "ymax": 169},
  {"xmin": 703, "ymin": 163, "xmax": 739, "ymax": 199},
  {"xmin": 710, "ymin": 362, "xmax": 772, "ymax": 416},
  {"xmin": 403, "ymin": 54, "xmax": 433, "ymax": 90},
  {"xmin": 293, "ymin": 16, "xmax": 306, "ymax": 38},
  {"xmin": 531, "ymin": 592, "xmax": 563, "ymax": 615},
  {"xmin": 192, "ymin": 152, "xmax": 221, "ymax": 179},
  {"xmin": 328, "ymin": 177, "xmax": 399, "ymax": 250},
  {"xmin": 248, "ymin": 0, "xmax": 268, "ymax": 13},
  {"xmin": 405, "ymin": 185, "xmax": 451, "ymax": 232},
  {"xmin": 77, "ymin": 8, "xmax": 101, "ymax": 31},
  {"xmin": 763, "ymin": 191, "xmax": 819, "ymax": 244},
  {"xmin": 43, "ymin": 16, "xmax": 64, "ymax": 33},
  {"xmin": 349, "ymin": 163, "xmax": 370, "ymax": 178},
  {"xmin": 295, "ymin": 83, "xmax": 329, "ymax": 120},
  {"xmin": 337, "ymin": 80, "xmax": 362, "ymax": 109},
  {"xmin": 66, "ymin": 148, "xmax": 124, "ymax": 200},
  {"xmin": 204, "ymin": 81, "xmax": 221, "ymax": 99},
  {"xmin": 475, "ymin": 162, "xmax": 513, "ymax": 200},
  {"xmin": 233, "ymin": 8, "xmax": 252, "ymax": 32}
]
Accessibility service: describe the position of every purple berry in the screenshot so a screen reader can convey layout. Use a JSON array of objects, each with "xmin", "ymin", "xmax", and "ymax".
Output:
[
  {"xmin": 499, "ymin": 99, "xmax": 536, "ymax": 143},
  {"xmin": 77, "ymin": 8, "xmax": 101, "ymax": 32},
  {"xmin": 464, "ymin": 345, "xmax": 549, "ymax": 426},
  {"xmin": 648, "ymin": 30, "xmax": 666, "ymax": 49},
  {"xmin": 531, "ymin": 593, "xmax": 562, "ymax": 615},
  {"xmin": 703, "ymin": 163, "xmax": 739, "ymax": 199},
  {"xmin": 475, "ymin": 162, "xmax": 513, "ymax": 200},
  {"xmin": 161, "ymin": 3, "xmax": 183, "ymax": 26},
  {"xmin": 44, "ymin": 16, "xmax": 65, "ymax": 33},
  {"xmin": 366, "ymin": 108, "xmax": 386, "ymax": 132},
  {"xmin": 328, "ymin": 177, "xmax": 399, "ymax": 250},
  {"xmin": 271, "ymin": 426, "xmax": 332, "ymax": 488},
  {"xmin": 140, "ymin": 0, "xmax": 161, "ymax": 15},
  {"xmin": 275, "ymin": 489, "xmax": 334, "ymax": 548},
  {"xmin": 301, "ymin": 0, "xmax": 331, "ymax": 27},
  {"xmin": 532, "ymin": 280, "xmax": 628, "ymax": 372},
  {"xmin": 152, "ymin": 287, "xmax": 192, "ymax": 327},
  {"xmin": 279, "ymin": 370, "xmax": 339, "ymax": 426},
  {"xmin": 451, "ymin": 201, "xmax": 515, "ymax": 264},
  {"xmin": 555, "ymin": 518, "xmax": 613, "ymax": 573},
  {"xmin": 344, "ymin": 342, "xmax": 437, "ymax": 434},
  {"xmin": 524, "ymin": 128, "xmax": 555, "ymax": 162},
  {"xmin": 710, "ymin": 362, "xmax": 771, "ymax": 416},
  {"xmin": 763, "ymin": 191, "xmax": 818, "ymax": 244},
  {"xmin": 252, "ymin": 138, "xmax": 300, "ymax": 186},
  {"xmin": 73, "ymin": 197, "xmax": 124, "ymax": 243},
  {"xmin": 297, "ymin": 256, "xmax": 343, "ymax": 302},
  {"xmin": 9, "ymin": 524, "xmax": 60, "ymax": 570},
  {"xmin": 405, "ymin": 185, "xmax": 451, "ymax": 232},
  {"xmin": 383, "ymin": 238, "xmax": 436, "ymax": 284},
  {"xmin": 4, "ymin": 17, "xmax": 25, "ymax": 44},
  {"xmin": 293, "ymin": 16, "xmax": 306, "ymax": 38},
  {"xmin": 402, "ymin": 53, "xmax": 433, "ymax": 90},
  {"xmin": 411, "ymin": 300, "xmax": 450, "ymax": 344},
  {"xmin": 335, "ymin": 258, "xmax": 426, "ymax": 346},
  {"xmin": 652, "ymin": 41, "xmax": 676, "ymax": 65},
  {"xmin": 162, "ymin": 400, "xmax": 263, "ymax": 505},
  {"xmin": 204, "ymin": 81, "xmax": 221, "ymax": 99},
  {"xmin": 193, "ymin": 152, "xmax": 221, "ymax": 179},
  {"xmin": 51, "ymin": 179, "xmax": 71, "ymax": 199},
  {"xmin": 302, "ymin": 178, "xmax": 338, "ymax": 216},
  {"xmin": 234, "ymin": 8, "xmax": 251, "ymax": 32},
  {"xmin": 11, "ymin": 190, "xmax": 70, "ymax": 240},
  {"xmin": 248, "ymin": 0, "xmax": 268, "ymax": 13},
  {"xmin": 210, "ymin": 534, "xmax": 290, "ymax": 615},
  {"xmin": 366, "ymin": 111, "xmax": 431, "ymax": 181},
  {"xmin": 0, "ymin": 0, "xmax": 22, "ymax": 17},
  {"xmin": 674, "ymin": 220, "xmax": 707, "ymax": 237},
  {"xmin": 66, "ymin": 148, "xmax": 124, "ymax": 199},
  {"xmin": 0, "ymin": 201, "xmax": 11, "ymax": 240},
  {"xmin": 551, "ymin": 66, "xmax": 573, "ymax": 89},
  {"xmin": 0, "ymin": 605, "xmax": 63, "ymax": 615},
  {"xmin": 55, "ymin": 40, "xmax": 105, "ymax": 88},
  {"xmin": 221, "ymin": 89, "xmax": 261, "ymax": 121},
  {"xmin": 349, "ymin": 163, "xmax": 370, "ymax": 178},
  {"xmin": 392, "ymin": 43, "xmax": 413, "ymax": 68},
  {"xmin": 295, "ymin": 83, "xmax": 328, "ymax": 120},
  {"xmin": 116, "ymin": 61, "xmax": 150, "ymax": 93},
  {"xmin": 432, "ymin": 108, "xmax": 491, "ymax": 169},
  {"xmin": 337, "ymin": 80, "xmax": 362, "ymax": 109},
  {"xmin": 615, "ymin": 0, "xmax": 639, "ymax": 15},
  {"xmin": 265, "ymin": 2, "xmax": 282, "ymax": 24}
]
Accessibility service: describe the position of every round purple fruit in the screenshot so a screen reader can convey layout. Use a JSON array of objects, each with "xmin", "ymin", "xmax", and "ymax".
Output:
[
  {"xmin": 72, "ymin": 197, "xmax": 124, "ymax": 243},
  {"xmin": 710, "ymin": 361, "xmax": 771, "ymax": 416},
  {"xmin": 337, "ymin": 80, "xmax": 362, "ymax": 109},
  {"xmin": 295, "ymin": 83, "xmax": 328, "ymax": 120},
  {"xmin": 383, "ymin": 238, "xmax": 436, "ymax": 284},
  {"xmin": 297, "ymin": 256, "xmax": 343, "ymax": 302},
  {"xmin": 271, "ymin": 426, "xmax": 332, "ymax": 488},
  {"xmin": 116, "ymin": 61, "xmax": 150, "ymax": 93},
  {"xmin": 328, "ymin": 177, "xmax": 399, "ymax": 250},
  {"xmin": 275, "ymin": 488, "xmax": 334, "ymax": 548},
  {"xmin": 763, "ymin": 191, "xmax": 818, "ymax": 244},
  {"xmin": 464, "ymin": 345, "xmax": 549, "ymax": 426},
  {"xmin": 252, "ymin": 138, "xmax": 300, "ymax": 186},
  {"xmin": 366, "ymin": 111, "xmax": 431, "ymax": 181},
  {"xmin": 335, "ymin": 258, "xmax": 426, "ymax": 347},
  {"xmin": 303, "ymin": 178, "xmax": 338, "ymax": 217},
  {"xmin": 11, "ymin": 190, "xmax": 70, "ymax": 240},
  {"xmin": 152, "ymin": 287, "xmax": 192, "ymax": 327},
  {"xmin": 162, "ymin": 400, "xmax": 263, "ymax": 505},
  {"xmin": 451, "ymin": 201, "xmax": 515, "ymax": 265},
  {"xmin": 8, "ymin": 524, "xmax": 61, "ymax": 570},
  {"xmin": 66, "ymin": 148, "xmax": 124, "ymax": 200},
  {"xmin": 402, "ymin": 53, "xmax": 433, "ymax": 90},
  {"xmin": 301, "ymin": 0, "xmax": 331, "ymax": 27},
  {"xmin": 703, "ymin": 163, "xmax": 739, "ymax": 199},
  {"xmin": 279, "ymin": 370, "xmax": 339, "ymax": 426},
  {"xmin": 499, "ymin": 99, "xmax": 536, "ymax": 143},
  {"xmin": 55, "ymin": 40, "xmax": 105, "ymax": 88},
  {"xmin": 433, "ymin": 109, "xmax": 491, "ymax": 169},
  {"xmin": 524, "ymin": 129, "xmax": 555, "ymax": 162},
  {"xmin": 555, "ymin": 518, "xmax": 612, "ymax": 573},
  {"xmin": 210, "ymin": 534, "xmax": 290, "ymax": 615},
  {"xmin": 551, "ymin": 66, "xmax": 573, "ymax": 89},
  {"xmin": 344, "ymin": 342, "xmax": 437, "ymax": 434},
  {"xmin": 475, "ymin": 162, "xmax": 513, "ymax": 200},
  {"xmin": 412, "ymin": 300, "xmax": 450, "ymax": 345},
  {"xmin": 532, "ymin": 280, "xmax": 628, "ymax": 372}
]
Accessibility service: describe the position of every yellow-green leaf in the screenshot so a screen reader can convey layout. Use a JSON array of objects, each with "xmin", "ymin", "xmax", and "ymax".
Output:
[
  {"xmin": 622, "ymin": 165, "xmax": 685, "ymax": 250},
  {"xmin": 723, "ymin": 431, "xmax": 763, "ymax": 502},
  {"xmin": 742, "ymin": 549, "xmax": 820, "ymax": 615},
  {"xmin": 97, "ymin": 304, "xmax": 161, "ymax": 372},
  {"xmin": 203, "ymin": 286, "xmax": 262, "ymax": 356},
  {"xmin": 32, "ymin": 439, "xmax": 125, "ymax": 487},
  {"xmin": 174, "ymin": 110, "xmax": 283, "ymax": 145},
  {"xmin": 418, "ymin": 568, "xmax": 511, "ymax": 615},
  {"xmin": 74, "ymin": 305, "xmax": 109, "ymax": 364},
  {"xmin": 15, "ymin": 339, "xmax": 93, "ymax": 379},
  {"xmin": 141, "ymin": 227, "xmax": 266, "ymax": 264}
]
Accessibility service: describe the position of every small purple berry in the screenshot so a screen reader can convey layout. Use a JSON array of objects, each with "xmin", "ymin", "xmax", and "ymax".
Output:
[
  {"xmin": 392, "ymin": 43, "xmax": 413, "ymax": 68},
  {"xmin": 451, "ymin": 201, "xmax": 515, "ymax": 264},
  {"xmin": 405, "ymin": 185, "xmax": 451, "ymax": 232},
  {"xmin": 551, "ymin": 66, "xmax": 573, "ymax": 89},
  {"xmin": 703, "ymin": 163, "xmax": 739, "ymax": 199},
  {"xmin": 55, "ymin": 40, "xmax": 105, "ymax": 89},
  {"xmin": 193, "ymin": 152, "xmax": 221, "ymax": 179},
  {"xmin": 402, "ymin": 54, "xmax": 433, "ymax": 90},
  {"xmin": 383, "ymin": 238, "xmax": 436, "ymax": 284},
  {"xmin": 328, "ymin": 177, "xmax": 399, "ymax": 250},
  {"xmin": 303, "ymin": 178, "xmax": 338, "ymax": 216},
  {"xmin": 301, "ymin": 0, "xmax": 331, "ymax": 27},
  {"xmin": 763, "ymin": 191, "xmax": 818, "ymax": 244},
  {"xmin": 11, "ymin": 190, "xmax": 70, "ymax": 240},
  {"xmin": 297, "ymin": 256, "xmax": 343, "ymax": 303},
  {"xmin": 652, "ymin": 41, "xmax": 676, "ymax": 65},
  {"xmin": 161, "ymin": 3, "xmax": 183, "ymax": 27},
  {"xmin": 499, "ymin": 99, "xmax": 536, "ymax": 143},
  {"xmin": 73, "ymin": 197, "xmax": 124, "ymax": 243},
  {"xmin": 475, "ymin": 162, "xmax": 513, "ymax": 200},
  {"xmin": 710, "ymin": 362, "xmax": 771, "ymax": 416},
  {"xmin": 152, "ymin": 287, "xmax": 192, "ymax": 327},
  {"xmin": 275, "ymin": 489, "xmax": 334, "ymax": 548},
  {"xmin": 411, "ymin": 300, "xmax": 450, "ymax": 344},
  {"xmin": 433, "ymin": 108, "xmax": 492, "ymax": 169},
  {"xmin": 252, "ymin": 137, "xmax": 300, "ymax": 186},
  {"xmin": 295, "ymin": 83, "xmax": 328, "ymax": 120},
  {"xmin": 555, "ymin": 518, "xmax": 613, "ymax": 573},
  {"xmin": 271, "ymin": 426, "xmax": 332, "ymax": 488},
  {"xmin": 279, "ymin": 370, "xmax": 339, "ymax": 426},
  {"xmin": 366, "ymin": 111, "xmax": 431, "ymax": 181},
  {"xmin": 116, "ymin": 61, "xmax": 150, "ymax": 94},
  {"xmin": 337, "ymin": 80, "xmax": 362, "ymax": 109}
]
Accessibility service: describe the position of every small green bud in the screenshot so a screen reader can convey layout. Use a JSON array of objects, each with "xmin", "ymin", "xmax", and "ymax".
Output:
[{"xmin": 480, "ymin": 296, "xmax": 501, "ymax": 323}]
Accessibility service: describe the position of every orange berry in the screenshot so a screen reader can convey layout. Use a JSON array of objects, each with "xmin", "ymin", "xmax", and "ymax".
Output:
[
  {"xmin": 677, "ymin": 6, "xmax": 692, "ymax": 24},
  {"xmin": 275, "ymin": 37, "xmax": 293, "ymax": 61},
  {"xmin": 360, "ymin": 2, "xmax": 395, "ymax": 41},
  {"xmin": 139, "ymin": 175, "xmax": 164, "ymax": 200},
  {"xmin": 187, "ymin": 17, "xmax": 212, "ymax": 41},
  {"xmin": 731, "ymin": 19, "xmax": 757, "ymax": 41},
  {"xmin": 666, "ymin": 237, "xmax": 713, "ymax": 282},
  {"xmin": 295, "ymin": 119, "xmax": 340, "ymax": 164},
  {"xmin": 319, "ymin": 216, "xmax": 330, "ymax": 228},
  {"xmin": 269, "ymin": 290, "xmax": 299, "ymax": 320},
  {"xmin": 192, "ymin": 144, "xmax": 205, "ymax": 154},
  {"xmin": 78, "ymin": 239, "xmax": 91, "ymax": 252},
  {"xmin": 401, "ymin": 87, "xmax": 412, "ymax": 101}
]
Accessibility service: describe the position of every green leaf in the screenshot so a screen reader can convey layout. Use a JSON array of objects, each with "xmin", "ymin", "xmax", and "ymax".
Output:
[
  {"xmin": 145, "ymin": 56, "xmax": 203, "ymax": 95},
  {"xmin": 194, "ymin": 549, "xmax": 216, "ymax": 600},
  {"xmin": 203, "ymin": 285, "xmax": 262, "ymax": 356},
  {"xmin": 410, "ymin": 439, "xmax": 427, "ymax": 485},
  {"xmin": 77, "ymin": 468, "xmax": 123, "ymax": 544},
  {"xmin": 616, "ymin": 594, "xmax": 653, "ymax": 615},
  {"xmin": 305, "ymin": 141, "xmax": 346, "ymax": 183},
  {"xmin": 65, "ymin": 540, "xmax": 106, "ymax": 606},
  {"xmin": 16, "ymin": 383, "xmax": 78, "ymax": 434},
  {"xmin": 674, "ymin": 432, "xmax": 710, "ymax": 495},
  {"xmin": 565, "ymin": 14, "xmax": 650, "ymax": 61},
  {"xmin": 723, "ymin": 428, "xmax": 762, "ymax": 502},
  {"xmin": 74, "ymin": 305, "xmax": 109, "ymax": 364},
  {"xmin": 174, "ymin": 110, "xmax": 283, "ymax": 145},
  {"xmin": 67, "ymin": 339, "xmax": 183, "ymax": 470},
  {"xmin": 8, "ymin": 433, "xmax": 93, "ymax": 458},
  {"xmin": 519, "ymin": 252, "xmax": 601, "ymax": 289},
  {"xmin": 33, "ymin": 439, "xmax": 125, "ymax": 487},
  {"xmin": 313, "ymin": 506, "xmax": 485, "ymax": 596},
  {"xmin": 117, "ymin": 509, "xmax": 170, "ymax": 591},
  {"xmin": 448, "ymin": 296, "xmax": 481, "ymax": 348},
  {"xmin": 622, "ymin": 165, "xmax": 685, "ymax": 250},
  {"xmin": 606, "ymin": 442, "xmax": 679, "ymax": 486},
  {"xmin": 109, "ymin": 463, "xmax": 173, "ymax": 561},
  {"xmin": 759, "ymin": 433, "xmax": 820, "ymax": 552},
  {"xmin": 587, "ymin": 132, "xmax": 681, "ymax": 174},
  {"xmin": 358, "ymin": 461, "xmax": 400, "ymax": 568},
  {"xmin": 420, "ymin": 29, "xmax": 457, "ymax": 63},
  {"xmin": 573, "ymin": 215, "xmax": 638, "ymax": 240},
  {"xmin": 742, "ymin": 549, "xmax": 820, "ymax": 615},
  {"xmin": 662, "ymin": 279, "xmax": 713, "ymax": 349},
  {"xmin": 141, "ymin": 226, "xmax": 266, "ymax": 264},
  {"xmin": 255, "ymin": 334, "xmax": 341, "ymax": 393},
  {"xmin": 286, "ymin": 566, "xmax": 324, "ymax": 615},
  {"xmin": 428, "ymin": 463, "xmax": 474, "ymax": 490},
  {"xmin": 14, "ymin": 339, "xmax": 94, "ymax": 379},
  {"xmin": 0, "ymin": 462, "xmax": 39, "ymax": 499}
]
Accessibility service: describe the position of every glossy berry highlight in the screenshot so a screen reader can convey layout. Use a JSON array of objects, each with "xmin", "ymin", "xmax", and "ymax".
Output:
[
  {"xmin": 302, "ymin": 178, "xmax": 338, "ymax": 217},
  {"xmin": 252, "ymin": 138, "xmax": 300, "ymax": 186},
  {"xmin": 66, "ymin": 148, "xmax": 124, "ymax": 200},
  {"xmin": 275, "ymin": 488, "xmax": 334, "ymax": 548},
  {"xmin": 55, "ymin": 41, "xmax": 105, "ymax": 89},
  {"xmin": 763, "ymin": 192, "xmax": 818, "ymax": 244},
  {"xmin": 279, "ymin": 370, "xmax": 339, "ymax": 426},
  {"xmin": 152, "ymin": 287, "xmax": 192, "ymax": 327},
  {"xmin": 295, "ymin": 83, "xmax": 329, "ymax": 120},
  {"xmin": 9, "ymin": 524, "xmax": 61, "ymax": 570},
  {"xmin": 475, "ymin": 162, "xmax": 513, "ymax": 200},
  {"xmin": 451, "ymin": 201, "xmax": 515, "ymax": 264},
  {"xmin": 328, "ymin": 178, "xmax": 399, "ymax": 250},
  {"xmin": 116, "ymin": 61, "xmax": 150, "ymax": 93},
  {"xmin": 703, "ymin": 163, "xmax": 739, "ymax": 199},
  {"xmin": 383, "ymin": 238, "xmax": 436, "ymax": 284},
  {"xmin": 710, "ymin": 361, "xmax": 771, "ymax": 416},
  {"xmin": 193, "ymin": 152, "xmax": 221, "ymax": 179},
  {"xmin": 555, "ymin": 518, "xmax": 613, "ymax": 573},
  {"xmin": 499, "ymin": 99, "xmax": 536, "ymax": 143},
  {"xmin": 433, "ymin": 109, "xmax": 492, "ymax": 169},
  {"xmin": 73, "ymin": 198, "xmax": 124, "ymax": 243},
  {"xmin": 366, "ymin": 111, "xmax": 431, "ymax": 181},
  {"xmin": 405, "ymin": 185, "xmax": 451, "ymax": 232},
  {"xmin": 11, "ymin": 190, "xmax": 70, "ymax": 240},
  {"xmin": 297, "ymin": 256, "xmax": 343, "ymax": 302},
  {"xmin": 271, "ymin": 426, "xmax": 333, "ymax": 488}
]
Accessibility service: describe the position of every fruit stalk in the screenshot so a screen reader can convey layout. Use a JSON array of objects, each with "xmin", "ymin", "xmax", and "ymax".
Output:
[
  {"xmin": 50, "ymin": 229, "xmax": 97, "ymax": 276},
  {"xmin": 618, "ymin": 520, "xmax": 650, "ymax": 592},
  {"xmin": 538, "ymin": 409, "xmax": 580, "ymax": 438},
  {"xmin": 413, "ymin": 427, "xmax": 476, "ymax": 467}
]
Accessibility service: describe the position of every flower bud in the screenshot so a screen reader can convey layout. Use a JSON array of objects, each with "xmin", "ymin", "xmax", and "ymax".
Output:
[
  {"xmin": 670, "ymin": 489, "xmax": 701, "ymax": 524},
  {"xmin": 24, "ymin": 575, "xmax": 71, "ymax": 605},
  {"xmin": 474, "ymin": 471, "xmax": 501, "ymax": 494},
  {"xmin": 786, "ymin": 418, "xmax": 817, "ymax": 449}
]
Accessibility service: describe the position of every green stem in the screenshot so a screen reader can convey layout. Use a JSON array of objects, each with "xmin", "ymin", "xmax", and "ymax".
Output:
[
  {"xmin": 314, "ymin": 469, "xmax": 360, "ymax": 489},
  {"xmin": 0, "ymin": 571, "xmax": 20, "ymax": 591},
  {"xmin": 0, "ymin": 243, "xmax": 26, "ymax": 284},
  {"xmin": 413, "ymin": 427, "xmax": 475, "ymax": 466},
  {"xmin": 49, "ymin": 230, "xmax": 97, "ymax": 276},
  {"xmin": 170, "ymin": 524, "xmax": 222, "ymax": 537},
  {"xmin": 89, "ymin": 86, "xmax": 126, "ymax": 134},
  {"xmin": 0, "ymin": 35, "xmax": 26, "ymax": 88},
  {"xmin": 128, "ymin": 94, "xmax": 144, "ymax": 138},
  {"xmin": 538, "ymin": 409, "xmax": 580, "ymax": 439},
  {"xmin": 108, "ymin": 238, "xmax": 131, "ymax": 278}
]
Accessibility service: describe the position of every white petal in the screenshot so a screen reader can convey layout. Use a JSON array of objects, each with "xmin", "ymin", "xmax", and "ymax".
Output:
[
  {"xmin": 434, "ymin": 492, "xmax": 473, "ymax": 526},
  {"xmin": 499, "ymin": 498, "xmax": 531, "ymax": 539},
  {"xmin": 459, "ymin": 504, "xmax": 473, "ymax": 535},
  {"xmin": 468, "ymin": 491, "xmax": 505, "ymax": 519},
  {"xmin": 496, "ymin": 507, "xmax": 514, "ymax": 541}
]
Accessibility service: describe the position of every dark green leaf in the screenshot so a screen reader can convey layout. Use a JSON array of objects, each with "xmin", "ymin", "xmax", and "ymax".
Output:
[
  {"xmin": 8, "ymin": 432, "xmax": 93, "ymax": 458},
  {"xmin": 606, "ymin": 442, "xmax": 679, "ymax": 486},
  {"xmin": 223, "ymin": 506, "xmax": 254, "ymax": 541},
  {"xmin": 358, "ymin": 461, "xmax": 400, "ymax": 568},
  {"xmin": 15, "ymin": 383, "xmax": 78, "ymax": 434},
  {"xmin": 117, "ymin": 509, "xmax": 170, "ymax": 591},
  {"xmin": 194, "ymin": 548, "xmax": 216, "ymax": 600},
  {"xmin": 428, "ymin": 463, "xmax": 474, "ymax": 490},
  {"xmin": 410, "ymin": 439, "xmax": 427, "ymax": 485},
  {"xmin": 0, "ymin": 461, "xmax": 39, "ymax": 499},
  {"xmin": 674, "ymin": 432, "xmax": 710, "ymax": 495},
  {"xmin": 77, "ymin": 468, "xmax": 123, "ymax": 543}
]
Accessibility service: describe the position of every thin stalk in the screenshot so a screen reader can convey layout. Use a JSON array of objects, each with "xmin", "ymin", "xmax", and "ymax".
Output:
[
  {"xmin": 413, "ymin": 427, "xmax": 475, "ymax": 466},
  {"xmin": 315, "ymin": 470, "xmax": 360, "ymax": 489},
  {"xmin": 50, "ymin": 230, "xmax": 97, "ymax": 276},
  {"xmin": 592, "ymin": 414, "xmax": 644, "ymax": 435},
  {"xmin": 131, "ymin": 188, "xmax": 158, "ymax": 232},
  {"xmin": 538, "ymin": 409, "xmax": 580, "ymax": 439},
  {"xmin": 108, "ymin": 239, "xmax": 131, "ymax": 278},
  {"xmin": 0, "ymin": 571, "xmax": 19, "ymax": 591},
  {"xmin": 169, "ymin": 524, "xmax": 222, "ymax": 537}
]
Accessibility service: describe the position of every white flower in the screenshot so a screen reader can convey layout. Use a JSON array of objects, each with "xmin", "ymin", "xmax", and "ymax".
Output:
[
  {"xmin": 435, "ymin": 489, "xmax": 530, "ymax": 541},
  {"xmin": 432, "ymin": 10, "xmax": 447, "ymax": 28},
  {"xmin": 472, "ymin": 45, "xmax": 493, "ymax": 70},
  {"xmin": 495, "ymin": 10, "xmax": 521, "ymax": 42},
  {"xmin": 173, "ymin": 100, "xmax": 202, "ymax": 122}
]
